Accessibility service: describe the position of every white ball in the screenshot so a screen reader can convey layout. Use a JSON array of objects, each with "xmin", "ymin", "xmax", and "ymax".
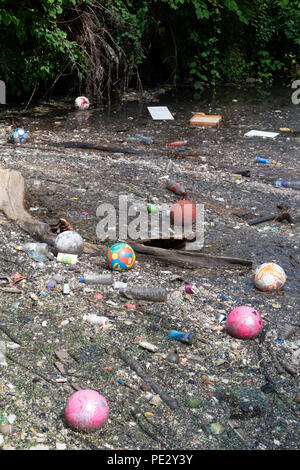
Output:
[
  {"xmin": 55, "ymin": 231, "xmax": 84, "ymax": 255},
  {"xmin": 253, "ymin": 262, "xmax": 286, "ymax": 292},
  {"xmin": 75, "ymin": 96, "xmax": 90, "ymax": 110}
]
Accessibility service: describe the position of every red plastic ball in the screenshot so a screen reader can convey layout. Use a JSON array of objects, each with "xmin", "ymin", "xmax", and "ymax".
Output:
[
  {"xmin": 64, "ymin": 389, "xmax": 109, "ymax": 433},
  {"xmin": 226, "ymin": 306, "xmax": 263, "ymax": 340},
  {"xmin": 170, "ymin": 200, "xmax": 197, "ymax": 225}
]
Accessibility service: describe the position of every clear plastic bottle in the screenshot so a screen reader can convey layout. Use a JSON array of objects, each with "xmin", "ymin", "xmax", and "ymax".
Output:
[
  {"xmin": 17, "ymin": 242, "xmax": 48, "ymax": 254},
  {"xmin": 166, "ymin": 180, "xmax": 187, "ymax": 196},
  {"xmin": 27, "ymin": 250, "xmax": 48, "ymax": 263},
  {"xmin": 275, "ymin": 180, "xmax": 300, "ymax": 190},
  {"xmin": 126, "ymin": 135, "xmax": 154, "ymax": 145},
  {"xmin": 79, "ymin": 274, "xmax": 113, "ymax": 285},
  {"xmin": 63, "ymin": 280, "xmax": 70, "ymax": 295}
]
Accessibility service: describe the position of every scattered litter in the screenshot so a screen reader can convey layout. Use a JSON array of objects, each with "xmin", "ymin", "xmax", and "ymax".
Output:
[
  {"xmin": 47, "ymin": 280, "xmax": 57, "ymax": 291},
  {"xmin": 63, "ymin": 280, "xmax": 70, "ymax": 295},
  {"xmin": 147, "ymin": 106, "xmax": 174, "ymax": 120},
  {"xmin": 57, "ymin": 253, "xmax": 78, "ymax": 265},
  {"xmin": 166, "ymin": 180, "xmax": 187, "ymax": 196},
  {"xmin": 255, "ymin": 157, "xmax": 277, "ymax": 165},
  {"xmin": 275, "ymin": 180, "xmax": 300, "ymax": 189},
  {"xmin": 83, "ymin": 314, "xmax": 110, "ymax": 327},
  {"xmin": 244, "ymin": 130, "xmax": 279, "ymax": 138},
  {"xmin": 120, "ymin": 287, "xmax": 169, "ymax": 302},
  {"xmin": 127, "ymin": 135, "xmax": 154, "ymax": 145},
  {"xmin": 79, "ymin": 274, "xmax": 113, "ymax": 285},
  {"xmin": 168, "ymin": 330, "xmax": 194, "ymax": 343},
  {"xmin": 184, "ymin": 283, "xmax": 198, "ymax": 294},
  {"xmin": 168, "ymin": 140, "xmax": 187, "ymax": 147},
  {"xmin": 138, "ymin": 341, "xmax": 159, "ymax": 353},
  {"xmin": 189, "ymin": 114, "xmax": 222, "ymax": 127},
  {"xmin": 0, "ymin": 88, "xmax": 298, "ymax": 452}
]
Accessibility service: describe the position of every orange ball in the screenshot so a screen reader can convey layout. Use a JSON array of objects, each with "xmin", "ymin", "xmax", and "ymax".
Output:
[{"xmin": 170, "ymin": 200, "xmax": 197, "ymax": 225}]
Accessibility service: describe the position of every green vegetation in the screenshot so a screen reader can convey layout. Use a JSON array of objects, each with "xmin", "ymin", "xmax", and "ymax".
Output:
[{"xmin": 0, "ymin": 0, "xmax": 299, "ymax": 100}]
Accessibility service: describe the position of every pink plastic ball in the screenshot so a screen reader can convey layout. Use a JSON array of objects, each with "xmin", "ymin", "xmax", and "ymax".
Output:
[
  {"xmin": 64, "ymin": 389, "xmax": 109, "ymax": 432},
  {"xmin": 226, "ymin": 306, "xmax": 263, "ymax": 339}
]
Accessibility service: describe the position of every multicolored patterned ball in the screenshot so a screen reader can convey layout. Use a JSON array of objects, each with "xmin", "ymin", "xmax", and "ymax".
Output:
[
  {"xmin": 226, "ymin": 306, "xmax": 263, "ymax": 340},
  {"xmin": 106, "ymin": 242, "xmax": 135, "ymax": 271},
  {"xmin": 253, "ymin": 262, "xmax": 286, "ymax": 292},
  {"xmin": 64, "ymin": 389, "xmax": 109, "ymax": 433},
  {"xmin": 10, "ymin": 128, "xmax": 29, "ymax": 144},
  {"xmin": 55, "ymin": 230, "xmax": 84, "ymax": 255},
  {"xmin": 75, "ymin": 96, "xmax": 90, "ymax": 110}
]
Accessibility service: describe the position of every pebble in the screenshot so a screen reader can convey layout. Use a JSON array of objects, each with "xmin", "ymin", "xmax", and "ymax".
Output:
[
  {"xmin": 293, "ymin": 393, "xmax": 300, "ymax": 404},
  {"xmin": 0, "ymin": 424, "xmax": 14, "ymax": 435},
  {"xmin": 149, "ymin": 395, "xmax": 162, "ymax": 406},
  {"xmin": 166, "ymin": 349, "xmax": 180, "ymax": 364}
]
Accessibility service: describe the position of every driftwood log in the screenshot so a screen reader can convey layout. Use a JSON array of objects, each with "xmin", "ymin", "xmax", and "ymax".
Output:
[
  {"xmin": 0, "ymin": 169, "xmax": 101, "ymax": 255},
  {"xmin": 131, "ymin": 241, "xmax": 252, "ymax": 269},
  {"xmin": 0, "ymin": 169, "xmax": 56, "ymax": 245},
  {"xmin": 49, "ymin": 141, "xmax": 147, "ymax": 155}
]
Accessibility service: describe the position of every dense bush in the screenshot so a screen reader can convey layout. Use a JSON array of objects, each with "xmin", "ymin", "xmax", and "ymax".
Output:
[{"xmin": 0, "ymin": 0, "xmax": 299, "ymax": 100}]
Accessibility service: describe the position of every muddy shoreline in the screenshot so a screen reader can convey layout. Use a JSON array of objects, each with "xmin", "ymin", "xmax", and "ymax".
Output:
[{"xmin": 0, "ymin": 86, "xmax": 299, "ymax": 450}]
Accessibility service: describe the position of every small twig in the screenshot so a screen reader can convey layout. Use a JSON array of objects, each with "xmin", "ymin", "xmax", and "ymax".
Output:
[
  {"xmin": 129, "ymin": 409, "xmax": 164, "ymax": 445},
  {"xmin": 6, "ymin": 353, "xmax": 57, "ymax": 385},
  {"xmin": 280, "ymin": 362, "xmax": 297, "ymax": 377},
  {"xmin": 23, "ymin": 85, "xmax": 37, "ymax": 112},
  {"xmin": 0, "ymin": 325, "xmax": 22, "ymax": 345},
  {"xmin": 117, "ymin": 349, "xmax": 179, "ymax": 410},
  {"xmin": 266, "ymin": 343, "xmax": 284, "ymax": 375}
]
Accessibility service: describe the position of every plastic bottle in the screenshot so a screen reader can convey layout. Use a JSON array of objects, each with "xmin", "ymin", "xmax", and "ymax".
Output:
[
  {"xmin": 275, "ymin": 180, "xmax": 300, "ymax": 190},
  {"xmin": 114, "ymin": 281, "xmax": 127, "ymax": 290},
  {"xmin": 168, "ymin": 330, "xmax": 194, "ymax": 343},
  {"xmin": 63, "ymin": 280, "xmax": 70, "ymax": 295},
  {"xmin": 126, "ymin": 135, "xmax": 154, "ymax": 145},
  {"xmin": 27, "ymin": 250, "xmax": 48, "ymax": 263},
  {"xmin": 83, "ymin": 314, "xmax": 109, "ymax": 326},
  {"xmin": 57, "ymin": 253, "xmax": 78, "ymax": 265},
  {"xmin": 166, "ymin": 180, "xmax": 187, "ymax": 196},
  {"xmin": 166, "ymin": 160, "xmax": 174, "ymax": 174},
  {"xmin": 120, "ymin": 287, "xmax": 169, "ymax": 302},
  {"xmin": 255, "ymin": 157, "xmax": 277, "ymax": 165},
  {"xmin": 17, "ymin": 242, "xmax": 48, "ymax": 254},
  {"xmin": 79, "ymin": 274, "xmax": 113, "ymax": 285}
]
